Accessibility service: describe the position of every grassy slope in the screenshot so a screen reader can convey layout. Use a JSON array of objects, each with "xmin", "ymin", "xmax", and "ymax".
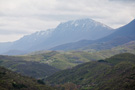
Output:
[
  {"xmin": 46, "ymin": 53, "xmax": 135, "ymax": 90},
  {"xmin": 18, "ymin": 51, "xmax": 96, "ymax": 69}
]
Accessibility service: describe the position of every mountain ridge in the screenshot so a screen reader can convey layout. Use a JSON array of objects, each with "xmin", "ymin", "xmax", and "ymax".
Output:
[
  {"xmin": 51, "ymin": 19, "xmax": 135, "ymax": 51},
  {"xmin": 0, "ymin": 18, "xmax": 113, "ymax": 55}
]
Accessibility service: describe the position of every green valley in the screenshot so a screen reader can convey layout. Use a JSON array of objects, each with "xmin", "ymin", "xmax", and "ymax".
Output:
[{"xmin": 0, "ymin": 41, "xmax": 135, "ymax": 80}]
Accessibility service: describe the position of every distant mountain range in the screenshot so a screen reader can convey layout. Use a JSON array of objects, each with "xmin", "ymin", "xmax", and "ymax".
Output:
[
  {"xmin": 0, "ymin": 18, "xmax": 113, "ymax": 55},
  {"xmin": 1, "ymin": 18, "xmax": 135, "ymax": 55},
  {"xmin": 51, "ymin": 19, "xmax": 135, "ymax": 51}
]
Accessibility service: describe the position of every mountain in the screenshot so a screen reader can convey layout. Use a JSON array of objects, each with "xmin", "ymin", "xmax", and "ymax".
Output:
[
  {"xmin": 0, "ymin": 42, "xmax": 13, "ymax": 54},
  {"xmin": 0, "ymin": 55, "xmax": 59, "ymax": 78},
  {"xmin": 0, "ymin": 66, "xmax": 54, "ymax": 90},
  {"xmin": 0, "ymin": 18, "xmax": 113, "ymax": 55},
  {"xmin": 51, "ymin": 19, "xmax": 135, "ymax": 51},
  {"xmin": 99, "ymin": 19, "xmax": 135, "ymax": 42},
  {"xmin": 2, "ymin": 29, "xmax": 54, "ymax": 55},
  {"xmin": 46, "ymin": 53, "xmax": 135, "ymax": 90}
]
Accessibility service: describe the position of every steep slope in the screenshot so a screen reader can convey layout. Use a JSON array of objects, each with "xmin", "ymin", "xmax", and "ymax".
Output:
[
  {"xmin": 46, "ymin": 53, "xmax": 135, "ymax": 90},
  {"xmin": 43, "ymin": 18, "xmax": 112, "ymax": 46},
  {"xmin": 0, "ymin": 18, "xmax": 113, "ymax": 55},
  {"xmin": 0, "ymin": 55, "xmax": 59, "ymax": 78},
  {"xmin": 99, "ymin": 19, "xmax": 135, "ymax": 42},
  {"xmin": 51, "ymin": 19, "xmax": 135, "ymax": 51},
  {"xmin": 0, "ymin": 29, "xmax": 54, "ymax": 55},
  {"xmin": 0, "ymin": 66, "xmax": 54, "ymax": 90},
  {"xmin": 6, "ymin": 29, "xmax": 54, "ymax": 54}
]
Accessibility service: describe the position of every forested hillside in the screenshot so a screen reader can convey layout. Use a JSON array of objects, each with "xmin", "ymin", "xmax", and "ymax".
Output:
[
  {"xmin": 46, "ymin": 53, "xmax": 135, "ymax": 90},
  {"xmin": 0, "ymin": 66, "xmax": 54, "ymax": 90}
]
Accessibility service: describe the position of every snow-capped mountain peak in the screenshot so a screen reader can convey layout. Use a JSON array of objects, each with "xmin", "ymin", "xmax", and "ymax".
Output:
[
  {"xmin": 0, "ymin": 18, "xmax": 114, "ymax": 55},
  {"xmin": 56, "ymin": 18, "xmax": 112, "ymax": 31},
  {"xmin": 35, "ymin": 29, "xmax": 54, "ymax": 36}
]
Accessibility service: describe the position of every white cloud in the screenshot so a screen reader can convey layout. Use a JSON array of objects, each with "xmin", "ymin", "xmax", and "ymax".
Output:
[
  {"xmin": 0, "ymin": 34, "xmax": 24, "ymax": 42},
  {"xmin": 0, "ymin": 0, "xmax": 134, "ymax": 42}
]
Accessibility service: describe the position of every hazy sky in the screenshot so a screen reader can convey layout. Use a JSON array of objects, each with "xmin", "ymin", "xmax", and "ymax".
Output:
[{"xmin": 0, "ymin": 0, "xmax": 135, "ymax": 42}]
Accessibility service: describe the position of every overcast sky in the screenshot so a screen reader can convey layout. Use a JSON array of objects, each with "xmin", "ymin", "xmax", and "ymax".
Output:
[{"xmin": 0, "ymin": 0, "xmax": 135, "ymax": 42}]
